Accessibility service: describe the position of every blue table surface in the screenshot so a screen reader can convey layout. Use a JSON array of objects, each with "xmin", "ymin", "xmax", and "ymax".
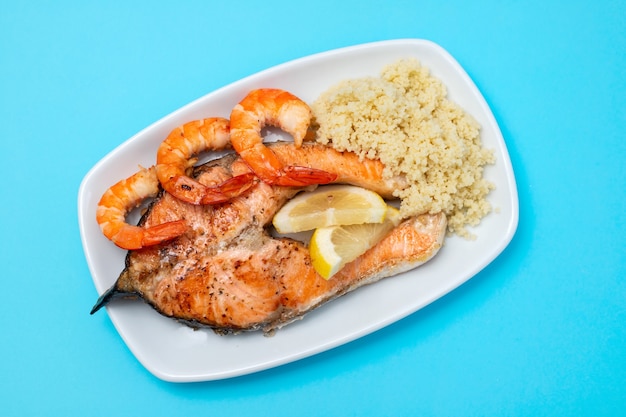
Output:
[{"xmin": 2, "ymin": 1, "xmax": 624, "ymax": 416}]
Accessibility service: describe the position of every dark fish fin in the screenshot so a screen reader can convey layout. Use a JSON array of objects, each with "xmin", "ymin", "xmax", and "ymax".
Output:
[{"xmin": 90, "ymin": 284, "xmax": 135, "ymax": 315}]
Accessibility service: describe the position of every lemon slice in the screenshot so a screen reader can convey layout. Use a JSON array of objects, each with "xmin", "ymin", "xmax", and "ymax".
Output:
[
  {"xmin": 310, "ymin": 206, "xmax": 401, "ymax": 279},
  {"xmin": 273, "ymin": 185, "xmax": 388, "ymax": 234}
]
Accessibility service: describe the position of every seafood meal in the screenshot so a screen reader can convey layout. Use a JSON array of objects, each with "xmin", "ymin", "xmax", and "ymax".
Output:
[{"xmin": 91, "ymin": 58, "xmax": 495, "ymax": 336}]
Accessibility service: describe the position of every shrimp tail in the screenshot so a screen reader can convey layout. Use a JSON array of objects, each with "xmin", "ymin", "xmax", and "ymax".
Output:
[
  {"xmin": 282, "ymin": 165, "xmax": 338, "ymax": 186},
  {"xmin": 105, "ymin": 221, "xmax": 187, "ymax": 251},
  {"xmin": 199, "ymin": 173, "xmax": 259, "ymax": 204},
  {"xmin": 141, "ymin": 220, "xmax": 188, "ymax": 247}
]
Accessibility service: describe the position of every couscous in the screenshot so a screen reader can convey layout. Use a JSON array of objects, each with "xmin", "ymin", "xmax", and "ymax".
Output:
[{"xmin": 311, "ymin": 58, "xmax": 495, "ymax": 238}]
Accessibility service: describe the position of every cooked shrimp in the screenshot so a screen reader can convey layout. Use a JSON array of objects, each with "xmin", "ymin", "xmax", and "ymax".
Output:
[
  {"xmin": 96, "ymin": 166, "xmax": 187, "ymax": 250},
  {"xmin": 229, "ymin": 88, "xmax": 338, "ymax": 186},
  {"xmin": 156, "ymin": 117, "xmax": 257, "ymax": 205}
]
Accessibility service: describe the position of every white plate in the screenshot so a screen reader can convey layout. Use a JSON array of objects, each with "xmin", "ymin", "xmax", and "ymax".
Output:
[{"xmin": 78, "ymin": 39, "xmax": 518, "ymax": 382}]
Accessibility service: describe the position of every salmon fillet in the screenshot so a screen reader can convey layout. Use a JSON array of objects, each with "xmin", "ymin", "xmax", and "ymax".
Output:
[{"xmin": 91, "ymin": 147, "xmax": 447, "ymax": 334}]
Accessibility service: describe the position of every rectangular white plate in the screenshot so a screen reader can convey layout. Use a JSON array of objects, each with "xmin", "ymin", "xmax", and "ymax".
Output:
[{"xmin": 78, "ymin": 39, "xmax": 518, "ymax": 382}]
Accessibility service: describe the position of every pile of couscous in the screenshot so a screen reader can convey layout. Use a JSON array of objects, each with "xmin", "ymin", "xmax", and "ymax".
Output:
[{"xmin": 311, "ymin": 58, "xmax": 495, "ymax": 238}]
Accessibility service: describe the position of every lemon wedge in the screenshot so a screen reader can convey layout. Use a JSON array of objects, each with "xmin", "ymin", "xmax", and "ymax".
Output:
[
  {"xmin": 309, "ymin": 206, "xmax": 402, "ymax": 279},
  {"xmin": 272, "ymin": 185, "xmax": 388, "ymax": 234}
]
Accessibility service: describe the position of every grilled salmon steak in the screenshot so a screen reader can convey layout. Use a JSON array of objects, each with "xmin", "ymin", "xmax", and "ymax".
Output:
[{"xmin": 91, "ymin": 144, "xmax": 447, "ymax": 334}]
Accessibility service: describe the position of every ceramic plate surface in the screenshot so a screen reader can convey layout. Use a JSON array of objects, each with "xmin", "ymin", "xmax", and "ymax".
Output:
[{"xmin": 78, "ymin": 39, "xmax": 518, "ymax": 382}]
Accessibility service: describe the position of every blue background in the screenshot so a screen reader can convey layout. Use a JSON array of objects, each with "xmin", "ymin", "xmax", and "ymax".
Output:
[{"xmin": 1, "ymin": 1, "xmax": 624, "ymax": 415}]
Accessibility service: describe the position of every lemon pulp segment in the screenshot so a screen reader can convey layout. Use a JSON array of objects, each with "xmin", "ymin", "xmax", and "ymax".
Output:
[
  {"xmin": 310, "ymin": 206, "xmax": 401, "ymax": 279},
  {"xmin": 272, "ymin": 185, "xmax": 388, "ymax": 233}
]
